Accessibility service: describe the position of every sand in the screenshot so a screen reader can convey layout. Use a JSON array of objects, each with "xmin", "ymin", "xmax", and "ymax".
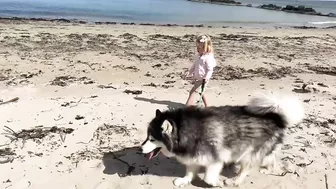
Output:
[{"xmin": 0, "ymin": 20, "xmax": 336, "ymax": 189}]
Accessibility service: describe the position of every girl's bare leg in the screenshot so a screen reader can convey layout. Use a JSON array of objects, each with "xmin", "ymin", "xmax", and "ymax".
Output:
[
  {"xmin": 185, "ymin": 81, "xmax": 202, "ymax": 106},
  {"xmin": 185, "ymin": 91, "xmax": 198, "ymax": 106},
  {"xmin": 202, "ymin": 93, "xmax": 209, "ymax": 107}
]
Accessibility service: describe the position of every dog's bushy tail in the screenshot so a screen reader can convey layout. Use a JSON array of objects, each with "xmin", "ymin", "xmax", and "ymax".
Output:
[{"xmin": 245, "ymin": 91, "xmax": 305, "ymax": 127}]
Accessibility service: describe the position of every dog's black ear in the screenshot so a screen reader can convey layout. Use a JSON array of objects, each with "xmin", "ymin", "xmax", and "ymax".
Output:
[{"xmin": 155, "ymin": 109, "xmax": 161, "ymax": 117}]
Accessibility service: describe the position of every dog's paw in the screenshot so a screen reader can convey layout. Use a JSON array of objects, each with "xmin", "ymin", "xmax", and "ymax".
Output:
[
  {"xmin": 173, "ymin": 177, "xmax": 191, "ymax": 187},
  {"xmin": 224, "ymin": 178, "xmax": 240, "ymax": 187}
]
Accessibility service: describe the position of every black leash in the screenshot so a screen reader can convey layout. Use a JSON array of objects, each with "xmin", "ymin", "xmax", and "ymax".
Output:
[{"xmin": 197, "ymin": 79, "xmax": 206, "ymax": 106}]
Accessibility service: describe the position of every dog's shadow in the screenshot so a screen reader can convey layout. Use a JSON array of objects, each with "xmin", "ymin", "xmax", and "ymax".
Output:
[
  {"xmin": 102, "ymin": 146, "xmax": 185, "ymax": 178},
  {"xmin": 102, "ymin": 147, "xmax": 237, "ymax": 188}
]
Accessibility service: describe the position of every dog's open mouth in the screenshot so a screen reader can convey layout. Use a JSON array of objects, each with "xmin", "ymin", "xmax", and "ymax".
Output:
[{"xmin": 148, "ymin": 148, "xmax": 161, "ymax": 160}]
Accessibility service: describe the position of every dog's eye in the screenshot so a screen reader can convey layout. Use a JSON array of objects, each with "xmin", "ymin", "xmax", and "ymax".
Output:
[{"xmin": 150, "ymin": 139, "xmax": 155, "ymax": 142}]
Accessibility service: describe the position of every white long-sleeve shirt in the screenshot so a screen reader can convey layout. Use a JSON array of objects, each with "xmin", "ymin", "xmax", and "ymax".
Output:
[{"xmin": 188, "ymin": 53, "xmax": 217, "ymax": 81}]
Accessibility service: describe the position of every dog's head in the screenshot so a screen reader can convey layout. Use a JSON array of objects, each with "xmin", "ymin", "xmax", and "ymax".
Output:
[{"xmin": 141, "ymin": 109, "xmax": 176, "ymax": 159}]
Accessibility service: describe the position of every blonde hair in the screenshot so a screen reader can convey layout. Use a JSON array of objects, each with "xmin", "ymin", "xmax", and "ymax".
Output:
[{"xmin": 196, "ymin": 34, "xmax": 213, "ymax": 54}]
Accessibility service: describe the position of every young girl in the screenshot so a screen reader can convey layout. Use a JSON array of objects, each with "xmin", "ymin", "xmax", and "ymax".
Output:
[{"xmin": 185, "ymin": 34, "xmax": 216, "ymax": 107}]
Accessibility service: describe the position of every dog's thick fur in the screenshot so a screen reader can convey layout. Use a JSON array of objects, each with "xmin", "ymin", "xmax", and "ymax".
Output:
[{"xmin": 141, "ymin": 91, "xmax": 304, "ymax": 187}]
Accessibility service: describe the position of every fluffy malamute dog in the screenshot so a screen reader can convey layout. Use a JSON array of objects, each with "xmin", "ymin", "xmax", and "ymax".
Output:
[{"xmin": 141, "ymin": 91, "xmax": 304, "ymax": 187}]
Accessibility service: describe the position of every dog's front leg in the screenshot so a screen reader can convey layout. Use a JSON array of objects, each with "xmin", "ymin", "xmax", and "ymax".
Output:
[
  {"xmin": 173, "ymin": 165, "xmax": 199, "ymax": 187},
  {"xmin": 259, "ymin": 153, "xmax": 278, "ymax": 175},
  {"xmin": 224, "ymin": 162, "xmax": 250, "ymax": 187},
  {"xmin": 204, "ymin": 162, "xmax": 224, "ymax": 187}
]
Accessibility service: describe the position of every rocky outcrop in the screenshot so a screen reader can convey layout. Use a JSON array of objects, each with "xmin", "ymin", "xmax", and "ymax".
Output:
[
  {"xmin": 259, "ymin": 4, "xmax": 282, "ymax": 10},
  {"xmin": 258, "ymin": 4, "xmax": 335, "ymax": 18},
  {"xmin": 282, "ymin": 5, "xmax": 317, "ymax": 14},
  {"xmin": 210, "ymin": 0, "xmax": 241, "ymax": 5},
  {"xmin": 187, "ymin": 0, "xmax": 241, "ymax": 5}
]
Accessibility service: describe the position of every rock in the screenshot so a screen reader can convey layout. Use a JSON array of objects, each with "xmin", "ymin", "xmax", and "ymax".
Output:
[
  {"xmin": 328, "ymin": 13, "xmax": 336, "ymax": 17},
  {"xmin": 260, "ymin": 4, "xmax": 282, "ymax": 10}
]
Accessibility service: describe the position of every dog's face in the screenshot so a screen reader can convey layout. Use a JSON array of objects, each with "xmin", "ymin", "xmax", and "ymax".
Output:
[{"xmin": 141, "ymin": 109, "xmax": 176, "ymax": 159}]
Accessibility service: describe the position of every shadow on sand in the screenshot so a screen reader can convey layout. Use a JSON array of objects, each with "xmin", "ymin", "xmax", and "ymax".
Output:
[
  {"xmin": 134, "ymin": 97, "xmax": 185, "ymax": 110},
  {"xmin": 102, "ymin": 147, "xmax": 184, "ymax": 178},
  {"xmin": 102, "ymin": 147, "xmax": 237, "ymax": 188}
]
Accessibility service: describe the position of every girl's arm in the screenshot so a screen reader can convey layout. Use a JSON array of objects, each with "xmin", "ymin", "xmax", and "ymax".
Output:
[
  {"xmin": 187, "ymin": 55, "xmax": 197, "ymax": 76},
  {"xmin": 204, "ymin": 56, "xmax": 216, "ymax": 81},
  {"xmin": 188, "ymin": 62, "xmax": 196, "ymax": 76}
]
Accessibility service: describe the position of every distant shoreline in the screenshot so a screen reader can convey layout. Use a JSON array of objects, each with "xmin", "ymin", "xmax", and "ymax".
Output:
[
  {"xmin": 0, "ymin": 16, "xmax": 335, "ymax": 30},
  {"xmin": 0, "ymin": 16, "xmax": 206, "ymax": 28},
  {"xmin": 188, "ymin": 0, "xmax": 336, "ymax": 18}
]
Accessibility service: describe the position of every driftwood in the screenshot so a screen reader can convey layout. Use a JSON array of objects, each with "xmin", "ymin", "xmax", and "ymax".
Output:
[
  {"xmin": 0, "ymin": 97, "xmax": 19, "ymax": 106},
  {"xmin": 0, "ymin": 157, "xmax": 14, "ymax": 164},
  {"xmin": 325, "ymin": 174, "xmax": 329, "ymax": 189},
  {"xmin": 269, "ymin": 170, "xmax": 300, "ymax": 177}
]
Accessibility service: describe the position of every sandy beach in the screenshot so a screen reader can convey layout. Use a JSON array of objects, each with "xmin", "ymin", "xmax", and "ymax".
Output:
[{"xmin": 0, "ymin": 20, "xmax": 336, "ymax": 189}]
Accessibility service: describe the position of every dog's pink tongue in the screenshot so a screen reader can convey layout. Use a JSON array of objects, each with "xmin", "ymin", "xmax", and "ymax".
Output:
[{"xmin": 148, "ymin": 152, "xmax": 154, "ymax": 160}]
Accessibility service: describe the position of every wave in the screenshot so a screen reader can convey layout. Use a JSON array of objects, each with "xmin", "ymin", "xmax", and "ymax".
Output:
[{"xmin": 309, "ymin": 21, "xmax": 336, "ymax": 25}]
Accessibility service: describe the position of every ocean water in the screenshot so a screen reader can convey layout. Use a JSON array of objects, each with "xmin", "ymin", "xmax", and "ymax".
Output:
[{"xmin": 0, "ymin": 0, "xmax": 335, "ymax": 27}]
